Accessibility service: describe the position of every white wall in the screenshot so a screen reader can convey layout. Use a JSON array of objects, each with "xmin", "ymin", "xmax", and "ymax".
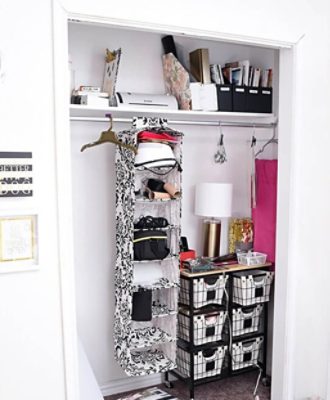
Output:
[
  {"xmin": 64, "ymin": 1, "xmax": 330, "ymax": 399},
  {"xmin": 0, "ymin": 1, "xmax": 66, "ymax": 399}
]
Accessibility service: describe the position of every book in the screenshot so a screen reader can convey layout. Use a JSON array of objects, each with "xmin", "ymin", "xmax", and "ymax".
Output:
[
  {"xmin": 261, "ymin": 69, "xmax": 269, "ymax": 87},
  {"xmin": 231, "ymin": 67, "xmax": 243, "ymax": 85},
  {"xmin": 252, "ymin": 68, "xmax": 261, "ymax": 87},
  {"xmin": 189, "ymin": 48, "xmax": 211, "ymax": 83},
  {"xmin": 210, "ymin": 64, "xmax": 221, "ymax": 84},
  {"xmin": 222, "ymin": 66, "xmax": 231, "ymax": 84},
  {"xmin": 248, "ymin": 66, "xmax": 253, "ymax": 86},
  {"xmin": 239, "ymin": 60, "xmax": 250, "ymax": 86},
  {"xmin": 218, "ymin": 64, "xmax": 225, "ymax": 84},
  {"xmin": 267, "ymin": 68, "xmax": 273, "ymax": 87}
]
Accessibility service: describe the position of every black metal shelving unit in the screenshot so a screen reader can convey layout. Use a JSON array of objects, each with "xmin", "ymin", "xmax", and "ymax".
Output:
[{"xmin": 164, "ymin": 264, "xmax": 273, "ymax": 400}]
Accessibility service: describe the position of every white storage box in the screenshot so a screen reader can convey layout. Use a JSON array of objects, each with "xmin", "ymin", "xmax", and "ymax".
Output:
[
  {"xmin": 178, "ymin": 309, "xmax": 227, "ymax": 345},
  {"xmin": 190, "ymin": 83, "xmax": 218, "ymax": 111},
  {"xmin": 177, "ymin": 345, "xmax": 227, "ymax": 380},
  {"xmin": 237, "ymin": 252, "xmax": 267, "ymax": 266},
  {"xmin": 232, "ymin": 305, "xmax": 263, "ymax": 337},
  {"xmin": 233, "ymin": 270, "xmax": 274, "ymax": 306},
  {"xmin": 232, "ymin": 337, "xmax": 263, "ymax": 370},
  {"xmin": 179, "ymin": 274, "xmax": 228, "ymax": 308}
]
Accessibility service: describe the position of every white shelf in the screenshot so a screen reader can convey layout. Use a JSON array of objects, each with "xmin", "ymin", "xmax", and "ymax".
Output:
[{"xmin": 70, "ymin": 104, "xmax": 276, "ymax": 125}]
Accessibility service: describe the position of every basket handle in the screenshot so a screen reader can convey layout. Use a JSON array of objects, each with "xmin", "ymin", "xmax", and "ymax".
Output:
[
  {"xmin": 242, "ymin": 310, "xmax": 254, "ymax": 318},
  {"xmin": 253, "ymin": 276, "xmax": 266, "ymax": 287}
]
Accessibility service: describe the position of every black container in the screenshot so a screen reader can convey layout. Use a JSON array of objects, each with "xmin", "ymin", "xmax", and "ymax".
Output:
[
  {"xmin": 246, "ymin": 87, "xmax": 260, "ymax": 113},
  {"xmin": 216, "ymin": 84, "xmax": 233, "ymax": 111},
  {"xmin": 259, "ymin": 87, "xmax": 272, "ymax": 113},
  {"xmin": 232, "ymin": 86, "xmax": 247, "ymax": 112},
  {"xmin": 132, "ymin": 290, "xmax": 152, "ymax": 321}
]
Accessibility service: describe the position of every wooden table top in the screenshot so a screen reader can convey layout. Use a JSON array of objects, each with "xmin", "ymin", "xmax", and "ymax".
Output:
[{"xmin": 180, "ymin": 262, "xmax": 272, "ymax": 278}]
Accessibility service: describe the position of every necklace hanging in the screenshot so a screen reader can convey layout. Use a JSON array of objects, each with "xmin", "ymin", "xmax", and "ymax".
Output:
[{"xmin": 214, "ymin": 124, "xmax": 227, "ymax": 164}]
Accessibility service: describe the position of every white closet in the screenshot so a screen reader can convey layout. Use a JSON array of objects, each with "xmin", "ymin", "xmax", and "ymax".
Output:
[{"xmin": 68, "ymin": 19, "xmax": 278, "ymax": 390}]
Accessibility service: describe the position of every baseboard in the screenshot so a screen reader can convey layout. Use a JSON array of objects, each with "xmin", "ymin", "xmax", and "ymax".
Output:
[{"xmin": 100, "ymin": 374, "xmax": 163, "ymax": 397}]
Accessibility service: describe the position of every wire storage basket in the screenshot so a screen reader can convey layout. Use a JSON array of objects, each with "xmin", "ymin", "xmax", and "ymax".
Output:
[
  {"xmin": 231, "ymin": 336, "xmax": 263, "ymax": 371},
  {"xmin": 233, "ymin": 270, "xmax": 274, "ymax": 306},
  {"xmin": 179, "ymin": 274, "xmax": 228, "ymax": 308},
  {"xmin": 177, "ymin": 345, "xmax": 227, "ymax": 380},
  {"xmin": 232, "ymin": 305, "xmax": 263, "ymax": 337},
  {"xmin": 178, "ymin": 307, "xmax": 227, "ymax": 345}
]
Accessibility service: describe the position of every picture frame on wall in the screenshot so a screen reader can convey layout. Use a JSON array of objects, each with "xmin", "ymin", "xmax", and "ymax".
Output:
[{"xmin": 0, "ymin": 214, "xmax": 38, "ymax": 273}]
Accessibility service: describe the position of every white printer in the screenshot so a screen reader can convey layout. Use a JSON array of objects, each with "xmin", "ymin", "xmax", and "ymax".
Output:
[{"xmin": 115, "ymin": 92, "xmax": 178, "ymax": 110}]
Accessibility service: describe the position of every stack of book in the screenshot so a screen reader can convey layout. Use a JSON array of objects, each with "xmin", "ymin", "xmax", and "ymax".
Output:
[{"xmin": 210, "ymin": 60, "xmax": 272, "ymax": 88}]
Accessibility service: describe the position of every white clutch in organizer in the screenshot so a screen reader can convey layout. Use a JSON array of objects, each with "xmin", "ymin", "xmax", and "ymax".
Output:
[
  {"xmin": 133, "ymin": 263, "xmax": 163, "ymax": 286},
  {"xmin": 102, "ymin": 48, "xmax": 121, "ymax": 106}
]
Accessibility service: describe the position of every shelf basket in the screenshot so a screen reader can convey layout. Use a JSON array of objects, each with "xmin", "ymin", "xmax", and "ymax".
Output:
[
  {"xmin": 233, "ymin": 270, "xmax": 274, "ymax": 306},
  {"xmin": 232, "ymin": 305, "xmax": 263, "ymax": 337},
  {"xmin": 180, "ymin": 274, "xmax": 228, "ymax": 308},
  {"xmin": 177, "ymin": 345, "xmax": 227, "ymax": 380},
  {"xmin": 178, "ymin": 308, "xmax": 227, "ymax": 345}
]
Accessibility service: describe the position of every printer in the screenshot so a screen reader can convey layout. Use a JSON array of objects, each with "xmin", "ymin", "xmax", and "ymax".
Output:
[{"xmin": 115, "ymin": 92, "xmax": 178, "ymax": 110}]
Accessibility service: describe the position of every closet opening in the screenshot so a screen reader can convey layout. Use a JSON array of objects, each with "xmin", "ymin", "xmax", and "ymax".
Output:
[{"xmin": 52, "ymin": 9, "xmax": 295, "ymax": 400}]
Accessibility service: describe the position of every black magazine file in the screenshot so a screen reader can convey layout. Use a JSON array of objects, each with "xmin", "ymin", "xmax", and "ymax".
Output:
[
  {"xmin": 233, "ymin": 86, "xmax": 247, "ymax": 112},
  {"xmin": 216, "ymin": 84, "xmax": 233, "ymax": 111}
]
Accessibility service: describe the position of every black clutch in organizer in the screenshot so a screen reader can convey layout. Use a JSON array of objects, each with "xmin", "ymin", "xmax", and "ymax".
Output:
[
  {"xmin": 132, "ymin": 290, "xmax": 152, "ymax": 321},
  {"xmin": 133, "ymin": 230, "xmax": 170, "ymax": 261}
]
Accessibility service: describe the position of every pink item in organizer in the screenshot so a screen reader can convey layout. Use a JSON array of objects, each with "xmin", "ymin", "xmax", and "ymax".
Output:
[{"xmin": 252, "ymin": 159, "xmax": 278, "ymax": 267}]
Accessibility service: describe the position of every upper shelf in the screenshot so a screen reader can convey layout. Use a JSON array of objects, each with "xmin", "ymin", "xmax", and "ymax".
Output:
[{"xmin": 70, "ymin": 105, "xmax": 277, "ymax": 126}]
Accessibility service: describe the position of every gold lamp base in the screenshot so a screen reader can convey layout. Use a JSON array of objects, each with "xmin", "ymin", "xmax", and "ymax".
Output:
[{"xmin": 203, "ymin": 219, "xmax": 221, "ymax": 257}]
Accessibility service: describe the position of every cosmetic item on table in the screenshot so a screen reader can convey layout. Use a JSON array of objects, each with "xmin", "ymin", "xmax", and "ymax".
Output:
[
  {"xmin": 182, "ymin": 257, "xmax": 214, "ymax": 273},
  {"xmin": 228, "ymin": 218, "xmax": 254, "ymax": 253}
]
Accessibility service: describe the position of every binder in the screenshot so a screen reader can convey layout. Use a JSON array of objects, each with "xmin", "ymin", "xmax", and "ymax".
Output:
[{"xmin": 189, "ymin": 48, "xmax": 211, "ymax": 84}]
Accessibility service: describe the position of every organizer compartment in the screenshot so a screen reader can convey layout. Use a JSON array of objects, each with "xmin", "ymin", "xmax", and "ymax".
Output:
[
  {"xmin": 231, "ymin": 337, "xmax": 263, "ymax": 370},
  {"xmin": 179, "ymin": 274, "xmax": 228, "ymax": 308},
  {"xmin": 232, "ymin": 305, "xmax": 263, "ymax": 337},
  {"xmin": 177, "ymin": 345, "xmax": 227, "ymax": 380},
  {"xmin": 178, "ymin": 308, "xmax": 227, "ymax": 345},
  {"xmin": 233, "ymin": 270, "xmax": 274, "ymax": 306}
]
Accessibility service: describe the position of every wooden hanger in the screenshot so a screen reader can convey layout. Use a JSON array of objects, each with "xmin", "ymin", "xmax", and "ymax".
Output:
[{"xmin": 80, "ymin": 114, "xmax": 138, "ymax": 154}]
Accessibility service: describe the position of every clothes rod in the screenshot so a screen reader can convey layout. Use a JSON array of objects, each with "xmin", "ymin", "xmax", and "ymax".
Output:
[{"xmin": 70, "ymin": 116, "xmax": 276, "ymax": 129}]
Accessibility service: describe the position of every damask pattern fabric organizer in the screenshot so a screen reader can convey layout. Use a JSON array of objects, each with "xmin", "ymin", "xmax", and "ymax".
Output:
[{"xmin": 114, "ymin": 117, "xmax": 182, "ymax": 376}]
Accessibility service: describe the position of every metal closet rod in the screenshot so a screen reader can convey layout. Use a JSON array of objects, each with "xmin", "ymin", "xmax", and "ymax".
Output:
[{"xmin": 70, "ymin": 116, "xmax": 277, "ymax": 129}]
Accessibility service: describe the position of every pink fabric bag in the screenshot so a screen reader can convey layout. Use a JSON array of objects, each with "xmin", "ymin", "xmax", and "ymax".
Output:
[{"xmin": 252, "ymin": 159, "xmax": 278, "ymax": 266}]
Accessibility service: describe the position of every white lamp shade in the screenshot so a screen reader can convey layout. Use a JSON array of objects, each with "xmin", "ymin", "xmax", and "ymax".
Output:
[{"xmin": 195, "ymin": 183, "xmax": 233, "ymax": 218}]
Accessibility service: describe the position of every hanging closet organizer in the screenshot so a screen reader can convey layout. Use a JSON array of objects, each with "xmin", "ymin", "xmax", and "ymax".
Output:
[{"xmin": 114, "ymin": 117, "xmax": 183, "ymax": 376}]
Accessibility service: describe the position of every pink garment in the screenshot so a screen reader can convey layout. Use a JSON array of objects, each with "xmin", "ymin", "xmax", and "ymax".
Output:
[{"xmin": 252, "ymin": 159, "xmax": 278, "ymax": 267}]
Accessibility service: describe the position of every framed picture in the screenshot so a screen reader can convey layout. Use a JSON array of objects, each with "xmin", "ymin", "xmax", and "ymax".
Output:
[{"xmin": 0, "ymin": 214, "xmax": 38, "ymax": 273}]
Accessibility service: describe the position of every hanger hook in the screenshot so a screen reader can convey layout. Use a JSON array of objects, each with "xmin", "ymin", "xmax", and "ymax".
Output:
[
  {"xmin": 105, "ymin": 113, "xmax": 113, "ymax": 130},
  {"xmin": 251, "ymin": 124, "xmax": 257, "ymax": 148}
]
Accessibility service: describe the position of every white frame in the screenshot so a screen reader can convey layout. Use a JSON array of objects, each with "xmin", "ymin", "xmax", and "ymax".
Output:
[{"xmin": 52, "ymin": 2, "xmax": 301, "ymax": 399}]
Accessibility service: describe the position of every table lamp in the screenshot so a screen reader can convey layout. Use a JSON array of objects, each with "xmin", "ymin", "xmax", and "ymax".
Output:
[{"xmin": 195, "ymin": 183, "xmax": 233, "ymax": 257}]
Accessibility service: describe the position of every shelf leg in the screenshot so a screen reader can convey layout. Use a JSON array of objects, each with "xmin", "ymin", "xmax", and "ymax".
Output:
[{"xmin": 164, "ymin": 371, "xmax": 173, "ymax": 389}]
